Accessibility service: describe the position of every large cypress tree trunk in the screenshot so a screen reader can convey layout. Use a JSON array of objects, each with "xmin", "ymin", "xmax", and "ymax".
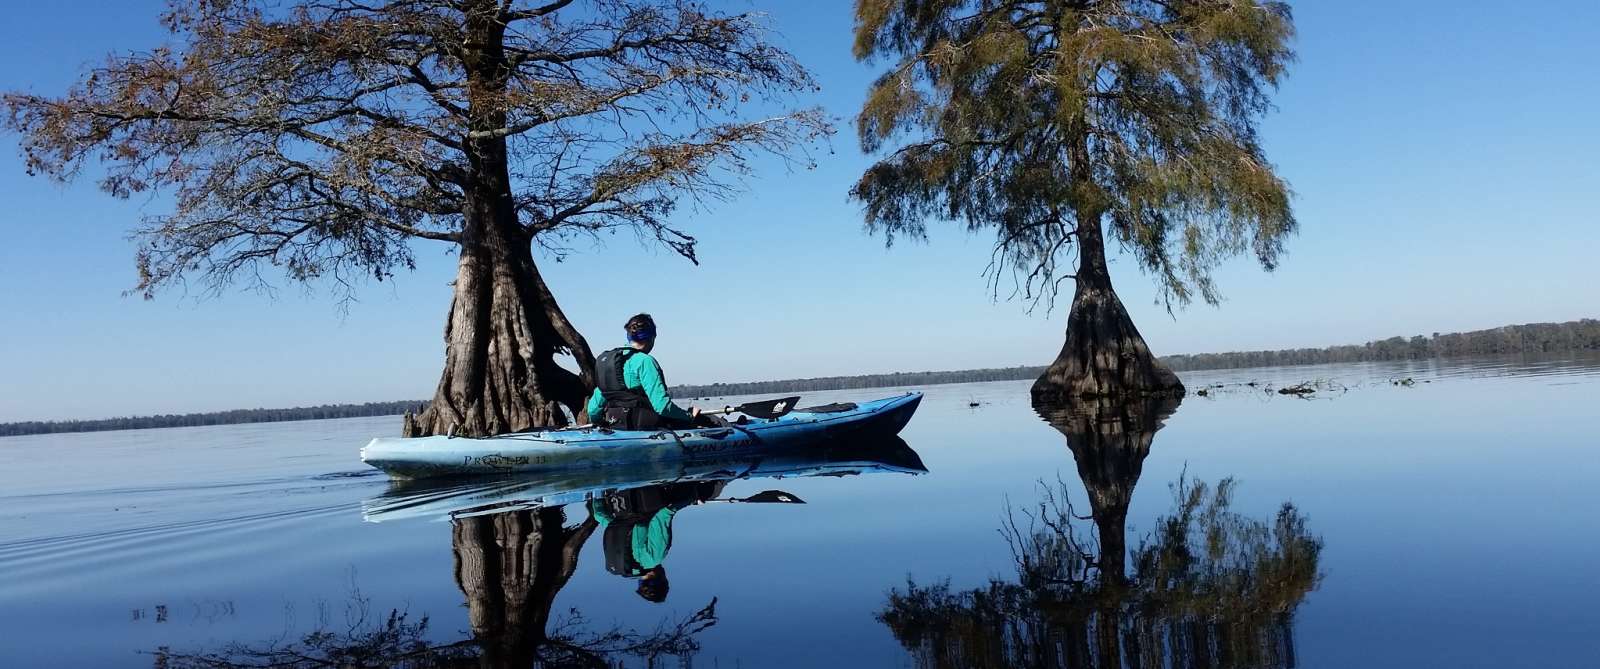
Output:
[
  {"xmin": 403, "ymin": 2, "xmax": 595, "ymax": 438},
  {"xmin": 1033, "ymin": 212, "xmax": 1185, "ymax": 400},
  {"xmin": 402, "ymin": 221, "xmax": 595, "ymax": 437}
]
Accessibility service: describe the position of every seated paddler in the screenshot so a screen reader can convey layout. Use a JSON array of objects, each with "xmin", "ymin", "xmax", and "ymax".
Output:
[{"xmin": 586, "ymin": 313, "xmax": 702, "ymax": 429}]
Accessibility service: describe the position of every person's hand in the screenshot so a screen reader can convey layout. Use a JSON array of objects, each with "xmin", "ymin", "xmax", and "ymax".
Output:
[{"xmin": 690, "ymin": 406, "xmax": 701, "ymax": 418}]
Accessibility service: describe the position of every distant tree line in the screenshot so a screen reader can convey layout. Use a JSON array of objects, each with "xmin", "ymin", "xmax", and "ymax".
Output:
[
  {"xmin": 0, "ymin": 401, "xmax": 424, "ymax": 438},
  {"xmin": 1159, "ymin": 319, "xmax": 1600, "ymax": 371},
  {"xmin": 4, "ymin": 319, "xmax": 1595, "ymax": 437},
  {"xmin": 677, "ymin": 319, "xmax": 1600, "ymax": 397},
  {"xmin": 674, "ymin": 366, "xmax": 1048, "ymax": 399}
]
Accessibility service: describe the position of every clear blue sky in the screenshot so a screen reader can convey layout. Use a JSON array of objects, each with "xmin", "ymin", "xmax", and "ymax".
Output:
[{"xmin": 2, "ymin": 1, "xmax": 1597, "ymax": 422}]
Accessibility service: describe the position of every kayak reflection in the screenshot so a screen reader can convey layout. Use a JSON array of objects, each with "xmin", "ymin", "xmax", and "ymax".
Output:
[
  {"xmin": 363, "ymin": 435, "xmax": 927, "ymax": 523},
  {"xmin": 449, "ymin": 435, "xmax": 926, "ymax": 662},
  {"xmin": 159, "ymin": 437, "xmax": 927, "ymax": 668},
  {"xmin": 879, "ymin": 397, "xmax": 1324, "ymax": 669}
]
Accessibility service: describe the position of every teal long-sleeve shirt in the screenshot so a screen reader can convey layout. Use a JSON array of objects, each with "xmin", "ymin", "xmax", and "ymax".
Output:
[
  {"xmin": 585, "ymin": 350, "xmax": 693, "ymax": 423},
  {"xmin": 590, "ymin": 502, "xmax": 678, "ymax": 570}
]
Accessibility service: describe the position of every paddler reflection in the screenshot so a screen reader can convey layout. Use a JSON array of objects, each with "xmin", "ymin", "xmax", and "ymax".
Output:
[{"xmin": 589, "ymin": 480, "xmax": 725, "ymax": 603}]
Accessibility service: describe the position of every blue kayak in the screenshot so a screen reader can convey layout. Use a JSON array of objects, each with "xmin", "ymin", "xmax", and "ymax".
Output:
[{"xmin": 361, "ymin": 392, "xmax": 922, "ymax": 479}]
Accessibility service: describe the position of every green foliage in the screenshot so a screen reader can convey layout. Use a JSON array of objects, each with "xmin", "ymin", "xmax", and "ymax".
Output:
[{"xmin": 852, "ymin": 0, "xmax": 1298, "ymax": 307}]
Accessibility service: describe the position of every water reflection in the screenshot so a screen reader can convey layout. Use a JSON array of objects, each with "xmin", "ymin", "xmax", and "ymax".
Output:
[
  {"xmin": 453, "ymin": 507, "xmax": 593, "ymax": 665},
  {"xmin": 879, "ymin": 398, "xmax": 1323, "ymax": 669},
  {"xmin": 154, "ymin": 506, "xmax": 716, "ymax": 667},
  {"xmin": 364, "ymin": 436, "xmax": 926, "ymax": 523},
  {"xmin": 1040, "ymin": 396, "xmax": 1182, "ymax": 584},
  {"xmin": 590, "ymin": 480, "xmax": 727, "ymax": 604},
  {"xmin": 450, "ymin": 504, "xmax": 718, "ymax": 667},
  {"xmin": 153, "ymin": 437, "xmax": 927, "ymax": 667}
]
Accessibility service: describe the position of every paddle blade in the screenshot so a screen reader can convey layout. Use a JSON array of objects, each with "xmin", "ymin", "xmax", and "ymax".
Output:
[
  {"xmin": 741, "ymin": 490, "xmax": 806, "ymax": 504},
  {"xmin": 737, "ymin": 396, "xmax": 802, "ymax": 419}
]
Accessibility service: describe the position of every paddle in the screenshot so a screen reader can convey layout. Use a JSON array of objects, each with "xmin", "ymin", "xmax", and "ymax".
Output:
[
  {"xmin": 702, "ymin": 490, "xmax": 806, "ymax": 504},
  {"xmin": 701, "ymin": 396, "xmax": 802, "ymax": 420},
  {"xmin": 573, "ymin": 395, "xmax": 801, "ymax": 430}
]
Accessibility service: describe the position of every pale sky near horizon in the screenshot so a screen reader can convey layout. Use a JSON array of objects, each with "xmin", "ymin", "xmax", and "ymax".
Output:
[{"xmin": 2, "ymin": 1, "xmax": 1597, "ymax": 422}]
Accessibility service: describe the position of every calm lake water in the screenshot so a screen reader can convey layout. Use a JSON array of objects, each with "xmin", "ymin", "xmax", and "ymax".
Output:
[{"xmin": 3, "ymin": 354, "xmax": 1599, "ymax": 667}]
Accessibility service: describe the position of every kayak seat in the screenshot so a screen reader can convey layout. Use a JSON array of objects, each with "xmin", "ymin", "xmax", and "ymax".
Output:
[{"xmin": 796, "ymin": 402, "xmax": 857, "ymax": 414}]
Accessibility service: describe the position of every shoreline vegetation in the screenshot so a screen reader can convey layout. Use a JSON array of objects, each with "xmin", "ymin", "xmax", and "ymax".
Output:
[{"xmin": 3, "ymin": 319, "xmax": 1594, "ymax": 438}]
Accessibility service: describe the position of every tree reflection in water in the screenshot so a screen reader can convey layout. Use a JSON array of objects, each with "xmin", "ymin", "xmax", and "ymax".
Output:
[
  {"xmin": 879, "ymin": 397, "xmax": 1322, "ymax": 669},
  {"xmin": 154, "ymin": 437, "xmax": 927, "ymax": 668},
  {"xmin": 451, "ymin": 505, "xmax": 717, "ymax": 667},
  {"xmin": 152, "ymin": 504, "xmax": 715, "ymax": 669}
]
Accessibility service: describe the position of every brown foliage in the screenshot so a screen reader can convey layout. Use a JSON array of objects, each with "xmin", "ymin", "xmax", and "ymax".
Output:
[{"xmin": 3, "ymin": 0, "xmax": 830, "ymax": 300}]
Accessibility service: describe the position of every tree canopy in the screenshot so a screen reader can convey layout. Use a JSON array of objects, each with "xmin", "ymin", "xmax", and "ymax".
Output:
[
  {"xmin": 4, "ymin": 0, "xmax": 828, "ymax": 300},
  {"xmin": 851, "ymin": 0, "xmax": 1297, "ymax": 309},
  {"xmin": 4, "ymin": 0, "xmax": 832, "ymax": 436}
]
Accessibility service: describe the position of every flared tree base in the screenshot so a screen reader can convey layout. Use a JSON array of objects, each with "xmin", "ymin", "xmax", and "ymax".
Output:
[
  {"xmin": 1032, "ymin": 273, "xmax": 1185, "ymax": 402},
  {"xmin": 403, "ymin": 242, "xmax": 593, "ymax": 438}
]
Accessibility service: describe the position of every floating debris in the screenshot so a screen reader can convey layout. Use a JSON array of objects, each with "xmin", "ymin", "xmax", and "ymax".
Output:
[{"xmin": 1189, "ymin": 377, "xmax": 1355, "ymax": 400}]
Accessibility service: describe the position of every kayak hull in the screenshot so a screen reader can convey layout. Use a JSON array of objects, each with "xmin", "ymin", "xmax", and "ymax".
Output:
[{"xmin": 361, "ymin": 392, "xmax": 922, "ymax": 479}]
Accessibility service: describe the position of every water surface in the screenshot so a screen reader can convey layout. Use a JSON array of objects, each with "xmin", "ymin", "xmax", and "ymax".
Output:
[{"xmin": 2, "ymin": 354, "xmax": 1598, "ymax": 666}]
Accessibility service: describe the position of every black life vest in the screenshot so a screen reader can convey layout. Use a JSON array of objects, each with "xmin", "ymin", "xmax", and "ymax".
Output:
[
  {"xmin": 598, "ymin": 485, "xmax": 670, "ymax": 576},
  {"xmin": 603, "ymin": 521, "xmax": 647, "ymax": 577},
  {"xmin": 594, "ymin": 348, "xmax": 660, "ymax": 429}
]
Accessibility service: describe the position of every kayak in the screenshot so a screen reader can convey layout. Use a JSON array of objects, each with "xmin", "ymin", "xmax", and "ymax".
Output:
[
  {"xmin": 361, "ymin": 392, "xmax": 921, "ymax": 479},
  {"xmin": 362, "ymin": 435, "xmax": 926, "ymax": 522},
  {"xmin": 360, "ymin": 392, "xmax": 922, "ymax": 479}
]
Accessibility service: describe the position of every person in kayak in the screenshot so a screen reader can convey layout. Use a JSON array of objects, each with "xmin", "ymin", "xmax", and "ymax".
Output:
[
  {"xmin": 589, "ymin": 481, "xmax": 727, "ymax": 603},
  {"xmin": 586, "ymin": 313, "xmax": 701, "ymax": 429}
]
